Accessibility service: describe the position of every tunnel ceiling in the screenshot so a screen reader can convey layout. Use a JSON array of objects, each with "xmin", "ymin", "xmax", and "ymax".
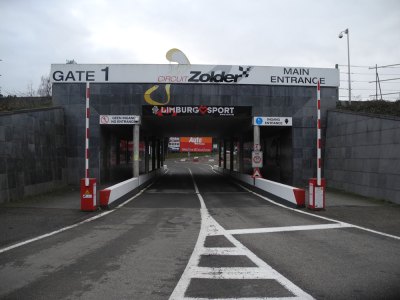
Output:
[{"xmin": 141, "ymin": 115, "xmax": 253, "ymax": 138}]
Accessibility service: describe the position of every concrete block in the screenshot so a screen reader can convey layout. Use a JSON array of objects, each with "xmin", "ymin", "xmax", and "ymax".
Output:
[
  {"xmin": 385, "ymin": 190, "xmax": 400, "ymax": 204},
  {"xmin": 380, "ymin": 144, "xmax": 400, "ymax": 159},
  {"xmin": 0, "ymin": 126, "xmax": 6, "ymax": 142},
  {"xmin": 384, "ymin": 174, "xmax": 400, "ymax": 191},
  {"xmin": 380, "ymin": 128, "xmax": 397, "ymax": 145},
  {"xmin": 378, "ymin": 159, "xmax": 400, "ymax": 175},
  {"xmin": 381, "ymin": 118, "xmax": 400, "ymax": 130}
]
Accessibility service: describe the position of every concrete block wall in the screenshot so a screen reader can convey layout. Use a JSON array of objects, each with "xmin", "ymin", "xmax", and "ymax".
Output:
[
  {"xmin": 0, "ymin": 107, "xmax": 66, "ymax": 203},
  {"xmin": 325, "ymin": 110, "xmax": 400, "ymax": 204}
]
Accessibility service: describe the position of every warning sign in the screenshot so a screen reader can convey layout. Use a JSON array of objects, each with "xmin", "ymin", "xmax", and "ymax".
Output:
[
  {"xmin": 99, "ymin": 115, "xmax": 140, "ymax": 125},
  {"xmin": 252, "ymin": 151, "xmax": 263, "ymax": 168},
  {"xmin": 82, "ymin": 189, "xmax": 92, "ymax": 199},
  {"xmin": 252, "ymin": 168, "xmax": 262, "ymax": 178}
]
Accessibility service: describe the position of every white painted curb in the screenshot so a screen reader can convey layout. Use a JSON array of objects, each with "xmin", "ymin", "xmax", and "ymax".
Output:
[
  {"xmin": 214, "ymin": 166, "xmax": 305, "ymax": 207},
  {"xmin": 100, "ymin": 169, "xmax": 163, "ymax": 208}
]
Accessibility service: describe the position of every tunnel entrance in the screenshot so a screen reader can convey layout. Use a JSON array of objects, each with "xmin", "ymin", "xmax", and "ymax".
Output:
[{"xmin": 99, "ymin": 104, "xmax": 293, "ymax": 186}]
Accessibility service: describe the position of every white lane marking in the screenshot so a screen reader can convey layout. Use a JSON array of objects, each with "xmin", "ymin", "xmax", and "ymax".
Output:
[
  {"xmin": 201, "ymin": 247, "xmax": 244, "ymax": 256},
  {"xmin": 185, "ymin": 296, "xmax": 303, "ymax": 300},
  {"xmin": 188, "ymin": 267, "xmax": 277, "ymax": 279},
  {"xmin": 225, "ymin": 223, "xmax": 354, "ymax": 236},
  {"xmin": 208, "ymin": 166, "xmax": 400, "ymax": 241},
  {"xmin": 169, "ymin": 167, "xmax": 314, "ymax": 300},
  {"xmin": 184, "ymin": 297, "xmax": 302, "ymax": 300},
  {"xmin": 0, "ymin": 182, "xmax": 154, "ymax": 255},
  {"xmin": 237, "ymin": 183, "xmax": 400, "ymax": 241}
]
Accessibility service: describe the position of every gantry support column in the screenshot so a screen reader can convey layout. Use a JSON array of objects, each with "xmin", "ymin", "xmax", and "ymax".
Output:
[
  {"xmin": 161, "ymin": 139, "xmax": 165, "ymax": 167},
  {"xmin": 254, "ymin": 125, "xmax": 260, "ymax": 150},
  {"xmin": 157, "ymin": 139, "xmax": 161, "ymax": 169},
  {"xmin": 239, "ymin": 137, "xmax": 244, "ymax": 173},
  {"xmin": 151, "ymin": 137, "xmax": 156, "ymax": 171},
  {"xmin": 133, "ymin": 124, "xmax": 140, "ymax": 177},
  {"xmin": 145, "ymin": 137, "xmax": 149, "ymax": 173},
  {"xmin": 223, "ymin": 139, "xmax": 227, "ymax": 169},
  {"xmin": 218, "ymin": 139, "xmax": 222, "ymax": 167},
  {"xmin": 230, "ymin": 138, "xmax": 234, "ymax": 172}
]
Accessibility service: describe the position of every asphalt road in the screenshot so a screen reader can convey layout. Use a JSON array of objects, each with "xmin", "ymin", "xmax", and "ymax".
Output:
[{"xmin": 0, "ymin": 161, "xmax": 399, "ymax": 299}]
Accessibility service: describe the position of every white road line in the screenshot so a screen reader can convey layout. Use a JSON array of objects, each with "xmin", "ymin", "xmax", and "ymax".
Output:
[
  {"xmin": 207, "ymin": 165, "xmax": 400, "ymax": 241},
  {"xmin": 184, "ymin": 297, "xmax": 302, "ymax": 300},
  {"xmin": 169, "ymin": 167, "xmax": 314, "ymax": 300},
  {"xmin": 238, "ymin": 183, "xmax": 400, "ymax": 241},
  {"xmin": 0, "ymin": 182, "xmax": 154, "ymax": 255},
  {"xmin": 188, "ymin": 267, "xmax": 277, "ymax": 279},
  {"xmin": 225, "ymin": 223, "xmax": 354, "ymax": 235},
  {"xmin": 201, "ymin": 247, "xmax": 244, "ymax": 256}
]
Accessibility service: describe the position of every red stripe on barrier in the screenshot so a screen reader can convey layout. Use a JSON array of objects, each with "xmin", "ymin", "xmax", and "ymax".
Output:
[
  {"xmin": 317, "ymin": 81, "xmax": 320, "ymax": 91},
  {"xmin": 293, "ymin": 188, "xmax": 305, "ymax": 206},
  {"xmin": 100, "ymin": 189, "xmax": 111, "ymax": 207},
  {"xmin": 86, "ymin": 169, "xmax": 89, "ymax": 177},
  {"xmin": 317, "ymin": 139, "xmax": 321, "ymax": 149},
  {"xmin": 318, "ymin": 158, "xmax": 322, "ymax": 168},
  {"xmin": 317, "ymin": 119, "xmax": 321, "ymax": 129},
  {"xmin": 317, "ymin": 100, "xmax": 321, "ymax": 109},
  {"xmin": 86, "ymin": 148, "xmax": 89, "ymax": 158},
  {"xmin": 86, "ymin": 128, "xmax": 89, "ymax": 138},
  {"xmin": 86, "ymin": 108, "xmax": 90, "ymax": 118},
  {"xmin": 86, "ymin": 87, "xmax": 90, "ymax": 99}
]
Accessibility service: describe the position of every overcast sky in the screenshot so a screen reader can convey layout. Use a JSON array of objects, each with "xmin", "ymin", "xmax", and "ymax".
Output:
[{"xmin": 1, "ymin": 0, "xmax": 399, "ymax": 100}]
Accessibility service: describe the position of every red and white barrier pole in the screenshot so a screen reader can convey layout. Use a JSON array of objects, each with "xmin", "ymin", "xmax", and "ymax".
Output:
[
  {"xmin": 308, "ymin": 80, "xmax": 326, "ymax": 210},
  {"xmin": 85, "ymin": 82, "xmax": 90, "ymax": 187},
  {"xmin": 317, "ymin": 80, "xmax": 322, "ymax": 186},
  {"xmin": 81, "ymin": 82, "xmax": 97, "ymax": 211}
]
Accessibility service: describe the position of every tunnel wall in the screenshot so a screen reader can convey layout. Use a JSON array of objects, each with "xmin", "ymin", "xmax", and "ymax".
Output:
[{"xmin": 53, "ymin": 83, "xmax": 337, "ymax": 186}]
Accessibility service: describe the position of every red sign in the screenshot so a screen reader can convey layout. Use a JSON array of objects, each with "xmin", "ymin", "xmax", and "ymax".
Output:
[
  {"xmin": 180, "ymin": 137, "xmax": 212, "ymax": 152},
  {"xmin": 252, "ymin": 168, "xmax": 262, "ymax": 178}
]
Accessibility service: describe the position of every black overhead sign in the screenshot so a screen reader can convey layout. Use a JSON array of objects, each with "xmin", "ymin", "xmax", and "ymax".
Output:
[{"xmin": 142, "ymin": 105, "xmax": 251, "ymax": 117}]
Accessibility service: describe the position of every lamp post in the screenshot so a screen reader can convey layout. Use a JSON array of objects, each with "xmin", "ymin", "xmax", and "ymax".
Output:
[{"xmin": 339, "ymin": 28, "xmax": 351, "ymax": 105}]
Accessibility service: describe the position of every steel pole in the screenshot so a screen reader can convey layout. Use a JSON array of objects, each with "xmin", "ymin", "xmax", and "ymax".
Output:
[{"xmin": 346, "ymin": 29, "xmax": 351, "ymax": 105}]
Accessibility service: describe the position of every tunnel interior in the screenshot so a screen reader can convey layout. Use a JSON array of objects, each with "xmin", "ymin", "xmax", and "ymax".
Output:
[{"xmin": 99, "ymin": 107, "xmax": 293, "ymax": 186}]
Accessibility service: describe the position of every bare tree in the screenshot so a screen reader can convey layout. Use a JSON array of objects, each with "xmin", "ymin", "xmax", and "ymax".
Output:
[
  {"xmin": 26, "ymin": 81, "xmax": 36, "ymax": 96},
  {"xmin": 37, "ymin": 75, "xmax": 52, "ymax": 97}
]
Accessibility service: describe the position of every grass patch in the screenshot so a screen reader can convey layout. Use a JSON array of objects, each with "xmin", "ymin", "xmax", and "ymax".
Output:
[
  {"xmin": 336, "ymin": 100, "xmax": 400, "ymax": 117},
  {"xmin": 0, "ymin": 96, "xmax": 52, "ymax": 112}
]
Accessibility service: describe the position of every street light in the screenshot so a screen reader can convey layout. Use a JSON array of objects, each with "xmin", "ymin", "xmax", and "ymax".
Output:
[{"xmin": 339, "ymin": 28, "xmax": 351, "ymax": 104}]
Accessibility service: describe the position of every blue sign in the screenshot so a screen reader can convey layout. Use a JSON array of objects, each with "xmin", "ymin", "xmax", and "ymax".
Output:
[{"xmin": 255, "ymin": 117, "xmax": 263, "ymax": 125}]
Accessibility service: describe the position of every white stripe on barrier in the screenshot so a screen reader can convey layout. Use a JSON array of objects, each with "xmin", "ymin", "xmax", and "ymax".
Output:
[
  {"xmin": 100, "ymin": 169, "xmax": 164, "ymax": 207},
  {"xmin": 212, "ymin": 166, "xmax": 304, "ymax": 206},
  {"xmin": 254, "ymin": 177, "xmax": 299, "ymax": 205}
]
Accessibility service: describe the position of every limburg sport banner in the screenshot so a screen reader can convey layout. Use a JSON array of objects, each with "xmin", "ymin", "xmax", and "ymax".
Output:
[{"xmin": 142, "ymin": 105, "xmax": 251, "ymax": 117}]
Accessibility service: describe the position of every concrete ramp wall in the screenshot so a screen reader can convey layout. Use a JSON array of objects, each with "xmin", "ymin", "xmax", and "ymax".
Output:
[{"xmin": 325, "ymin": 110, "xmax": 400, "ymax": 204}]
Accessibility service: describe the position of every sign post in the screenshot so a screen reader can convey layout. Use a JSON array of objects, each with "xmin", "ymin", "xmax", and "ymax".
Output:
[
  {"xmin": 252, "ymin": 151, "xmax": 263, "ymax": 168},
  {"xmin": 252, "ymin": 150, "xmax": 263, "ymax": 179}
]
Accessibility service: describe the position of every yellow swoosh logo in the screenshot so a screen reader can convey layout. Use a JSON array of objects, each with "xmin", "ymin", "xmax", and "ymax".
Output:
[{"xmin": 144, "ymin": 84, "xmax": 171, "ymax": 105}]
